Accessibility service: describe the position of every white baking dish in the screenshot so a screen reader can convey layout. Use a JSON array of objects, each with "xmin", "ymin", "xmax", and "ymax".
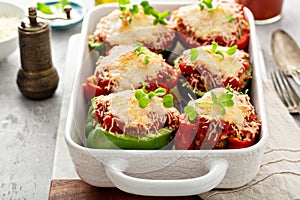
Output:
[{"xmin": 65, "ymin": 2, "xmax": 268, "ymax": 196}]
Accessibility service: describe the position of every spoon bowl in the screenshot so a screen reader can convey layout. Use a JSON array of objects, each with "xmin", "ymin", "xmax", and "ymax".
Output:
[{"xmin": 271, "ymin": 29, "xmax": 300, "ymax": 75}]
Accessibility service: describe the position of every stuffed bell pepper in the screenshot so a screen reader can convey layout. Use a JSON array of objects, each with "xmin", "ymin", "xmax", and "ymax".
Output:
[
  {"xmin": 175, "ymin": 43, "xmax": 251, "ymax": 97},
  {"xmin": 174, "ymin": 87, "xmax": 261, "ymax": 150},
  {"xmin": 89, "ymin": 0, "xmax": 176, "ymax": 55},
  {"xmin": 83, "ymin": 44, "xmax": 178, "ymax": 99},
  {"xmin": 169, "ymin": 1, "xmax": 250, "ymax": 50},
  {"xmin": 86, "ymin": 87, "xmax": 180, "ymax": 150}
]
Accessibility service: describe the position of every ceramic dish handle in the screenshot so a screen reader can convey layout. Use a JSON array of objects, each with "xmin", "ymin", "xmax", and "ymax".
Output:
[{"xmin": 105, "ymin": 158, "xmax": 229, "ymax": 196}]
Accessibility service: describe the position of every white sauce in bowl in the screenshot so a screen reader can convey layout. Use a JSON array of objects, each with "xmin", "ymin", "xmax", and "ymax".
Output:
[{"xmin": 0, "ymin": 16, "xmax": 20, "ymax": 42}]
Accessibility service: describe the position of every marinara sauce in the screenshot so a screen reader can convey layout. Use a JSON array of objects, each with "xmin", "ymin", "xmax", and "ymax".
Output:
[{"xmin": 235, "ymin": 0, "xmax": 284, "ymax": 21}]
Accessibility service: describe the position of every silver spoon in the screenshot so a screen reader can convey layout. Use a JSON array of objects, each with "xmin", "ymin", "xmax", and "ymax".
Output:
[{"xmin": 271, "ymin": 29, "xmax": 300, "ymax": 85}]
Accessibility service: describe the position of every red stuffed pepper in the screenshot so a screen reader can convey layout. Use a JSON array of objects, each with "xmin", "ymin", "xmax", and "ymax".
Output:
[
  {"xmin": 89, "ymin": 2, "xmax": 176, "ymax": 54},
  {"xmin": 174, "ymin": 88, "xmax": 261, "ymax": 150},
  {"xmin": 83, "ymin": 44, "xmax": 178, "ymax": 99},
  {"xmin": 169, "ymin": 1, "xmax": 250, "ymax": 50},
  {"xmin": 175, "ymin": 44, "xmax": 251, "ymax": 97}
]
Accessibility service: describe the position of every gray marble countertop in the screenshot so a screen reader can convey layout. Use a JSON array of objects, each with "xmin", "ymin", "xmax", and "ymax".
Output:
[
  {"xmin": 1, "ymin": 0, "xmax": 300, "ymax": 199},
  {"xmin": 0, "ymin": 0, "xmax": 85, "ymax": 198}
]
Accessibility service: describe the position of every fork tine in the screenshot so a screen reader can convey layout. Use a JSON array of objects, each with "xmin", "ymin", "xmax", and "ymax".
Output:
[
  {"xmin": 270, "ymin": 70, "xmax": 290, "ymax": 106},
  {"xmin": 270, "ymin": 69, "xmax": 300, "ymax": 114},
  {"xmin": 270, "ymin": 70, "xmax": 284, "ymax": 101},
  {"xmin": 279, "ymin": 70, "xmax": 300, "ymax": 105},
  {"xmin": 291, "ymin": 69, "xmax": 300, "ymax": 86}
]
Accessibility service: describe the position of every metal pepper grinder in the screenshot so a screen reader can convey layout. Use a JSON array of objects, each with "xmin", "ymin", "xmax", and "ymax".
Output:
[{"xmin": 16, "ymin": 7, "xmax": 60, "ymax": 100}]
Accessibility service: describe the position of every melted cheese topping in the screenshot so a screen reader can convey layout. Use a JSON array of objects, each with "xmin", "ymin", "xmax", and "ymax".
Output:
[
  {"xmin": 171, "ymin": 3, "xmax": 246, "ymax": 41},
  {"xmin": 93, "ymin": 8, "xmax": 174, "ymax": 49},
  {"xmin": 183, "ymin": 45, "xmax": 248, "ymax": 78},
  {"xmin": 109, "ymin": 90, "xmax": 167, "ymax": 131},
  {"xmin": 190, "ymin": 88, "xmax": 258, "ymax": 134},
  {"xmin": 96, "ymin": 45, "xmax": 165, "ymax": 92}
]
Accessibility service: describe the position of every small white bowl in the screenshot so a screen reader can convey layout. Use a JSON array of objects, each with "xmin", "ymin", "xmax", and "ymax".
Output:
[{"xmin": 0, "ymin": 1, "xmax": 25, "ymax": 60}]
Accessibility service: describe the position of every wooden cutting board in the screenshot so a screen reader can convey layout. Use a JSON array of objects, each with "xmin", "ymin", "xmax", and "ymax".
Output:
[{"xmin": 49, "ymin": 179, "xmax": 202, "ymax": 200}]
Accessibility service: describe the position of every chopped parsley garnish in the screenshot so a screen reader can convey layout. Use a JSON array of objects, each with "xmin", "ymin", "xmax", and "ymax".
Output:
[{"xmin": 135, "ymin": 83, "xmax": 174, "ymax": 108}]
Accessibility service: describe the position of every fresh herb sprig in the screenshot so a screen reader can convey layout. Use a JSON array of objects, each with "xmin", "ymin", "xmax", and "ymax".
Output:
[
  {"xmin": 118, "ymin": 0, "xmax": 139, "ymax": 23},
  {"xmin": 134, "ymin": 42, "xmax": 151, "ymax": 64},
  {"xmin": 118, "ymin": 0, "xmax": 130, "ymax": 12},
  {"xmin": 197, "ymin": 0, "xmax": 235, "ymax": 22},
  {"xmin": 209, "ymin": 91, "xmax": 234, "ymax": 115},
  {"xmin": 117, "ymin": 0, "xmax": 170, "ymax": 25},
  {"xmin": 135, "ymin": 83, "xmax": 174, "ymax": 108},
  {"xmin": 210, "ymin": 42, "xmax": 237, "ymax": 59},
  {"xmin": 190, "ymin": 48, "xmax": 199, "ymax": 62},
  {"xmin": 184, "ymin": 90, "xmax": 234, "ymax": 121},
  {"xmin": 140, "ymin": 1, "xmax": 170, "ymax": 25},
  {"xmin": 217, "ymin": 3, "xmax": 235, "ymax": 22},
  {"xmin": 190, "ymin": 43, "xmax": 237, "ymax": 61},
  {"xmin": 184, "ymin": 105, "xmax": 198, "ymax": 121},
  {"xmin": 198, "ymin": 0, "xmax": 213, "ymax": 11},
  {"xmin": 225, "ymin": 44, "xmax": 238, "ymax": 55},
  {"xmin": 211, "ymin": 42, "xmax": 225, "ymax": 58}
]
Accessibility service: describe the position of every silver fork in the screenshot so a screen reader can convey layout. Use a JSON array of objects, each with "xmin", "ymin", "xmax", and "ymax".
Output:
[
  {"xmin": 291, "ymin": 69, "xmax": 300, "ymax": 86},
  {"xmin": 270, "ymin": 69, "xmax": 300, "ymax": 114}
]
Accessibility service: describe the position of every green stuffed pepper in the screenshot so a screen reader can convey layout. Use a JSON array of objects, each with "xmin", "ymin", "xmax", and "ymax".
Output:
[{"xmin": 86, "ymin": 89, "xmax": 180, "ymax": 150}]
